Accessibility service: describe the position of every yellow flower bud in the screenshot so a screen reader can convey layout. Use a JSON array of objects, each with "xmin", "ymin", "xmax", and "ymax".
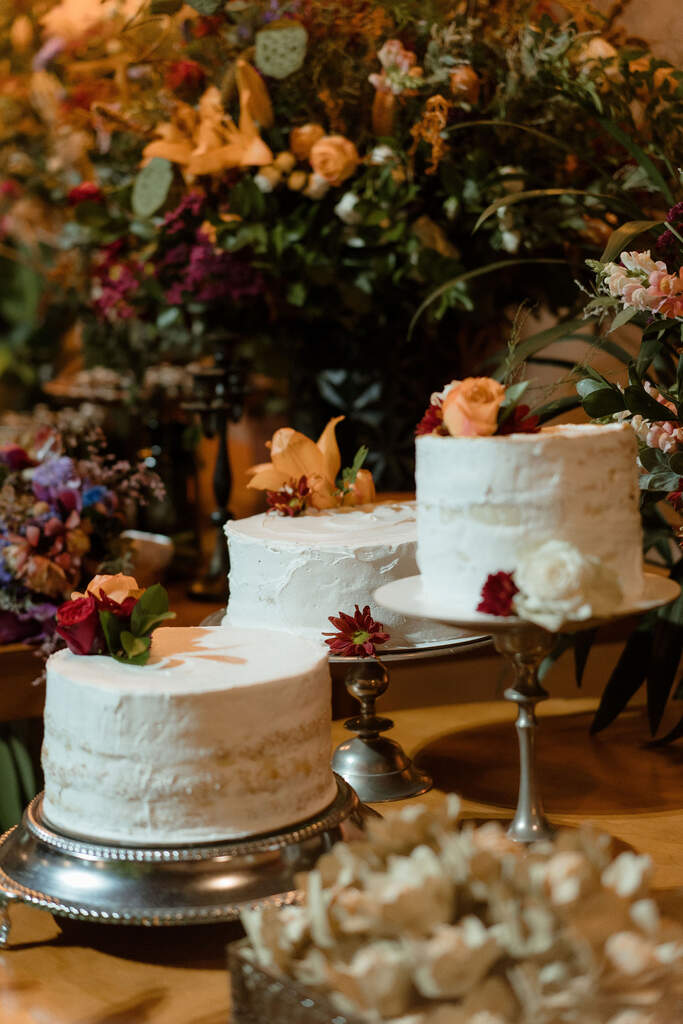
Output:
[
  {"xmin": 10, "ymin": 15, "xmax": 34, "ymax": 53},
  {"xmin": 287, "ymin": 170, "xmax": 308, "ymax": 191},
  {"xmin": 273, "ymin": 151, "xmax": 297, "ymax": 174}
]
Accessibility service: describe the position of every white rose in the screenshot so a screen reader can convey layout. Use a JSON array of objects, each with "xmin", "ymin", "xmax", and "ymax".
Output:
[
  {"xmin": 334, "ymin": 192, "xmax": 362, "ymax": 225},
  {"xmin": 369, "ymin": 145, "xmax": 397, "ymax": 165},
  {"xmin": 512, "ymin": 540, "xmax": 622, "ymax": 631},
  {"xmin": 500, "ymin": 229, "xmax": 521, "ymax": 254}
]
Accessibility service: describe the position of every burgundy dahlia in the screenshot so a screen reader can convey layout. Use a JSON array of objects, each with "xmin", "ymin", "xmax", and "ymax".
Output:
[
  {"xmin": 497, "ymin": 404, "xmax": 540, "ymax": 435},
  {"xmin": 323, "ymin": 605, "xmax": 390, "ymax": 657},
  {"xmin": 477, "ymin": 572, "xmax": 519, "ymax": 616},
  {"xmin": 68, "ymin": 182, "xmax": 104, "ymax": 205}
]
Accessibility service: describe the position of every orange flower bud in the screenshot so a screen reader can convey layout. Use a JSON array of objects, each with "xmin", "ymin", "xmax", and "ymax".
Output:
[{"xmin": 449, "ymin": 65, "xmax": 480, "ymax": 105}]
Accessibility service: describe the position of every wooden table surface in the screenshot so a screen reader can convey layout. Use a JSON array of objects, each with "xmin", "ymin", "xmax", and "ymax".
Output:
[{"xmin": 2, "ymin": 697, "xmax": 683, "ymax": 1024}]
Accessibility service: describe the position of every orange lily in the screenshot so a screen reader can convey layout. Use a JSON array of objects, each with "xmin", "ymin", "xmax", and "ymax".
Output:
[{"xmin": 247, "ymin": 417, "xmax": 346, "ymax": 510}]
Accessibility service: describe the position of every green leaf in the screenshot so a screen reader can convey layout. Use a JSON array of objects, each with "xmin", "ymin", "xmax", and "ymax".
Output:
[
  {"xmin": 609, "ymin": 306, "xmax": 638, "ymax": 332},
  {"xmin": 590, "ymin": 626, "xmax": 653, "ymax": 734},
  {"xmin": 132, "ymin": 158, "xmax": 173, "ymax": 218},
  {"xmin": 533, "ymin": 396, "xmax": 581, "ymax": 424},
  {"xmin": 286, "ymin": 282, "xmax": 307, "ymax": 307},
  {"xmin": 669, "ymin": 452, "xmax": 683, "ymax": 475},
  {"xmin": 639, "ymin": 446, "xmax": 666, "ymax": 472},
  {"xmin": 184, "ymin": 0, "xmax": 223, "ymax": 12},
  {"xmin": 573, "ymin": 629, "xmax": 597, "ymax": 688},
  {"xmin": 130, "ymin": 584, "xmax": 175, "ymax": 637},
  {"xmin": 8, "ymin": 733, "xmax": 36, "ymax": 804},
  {"xmin": 600, "ymin": 219, "xmax": 664, "ymax": 263},
  {"xmin": 407, "ymin": 259, "xmax": 567, "ymax": 340},
  {"xmin": 578, "ymin": 383, "xmax": 626, "ymax": 418},
  {"xmin": 0, "ymin": 737, "xmax": 24, "ymax": 830},
  {"xmin": 645, "ymin": 620, "xmax": 683, "ymax": 733},
  {"xmin": 99, "ymin": 610, "xmax": 123, "ymax": 658},
  {"xmin": 121, "ymin": 632, "xmax": 152, "ymax": 661},
  {"xmin": 341, "ymin": 445, "xmax": 369, "ymax": 488},
  {"xmin": 624, "ymin": 385, "xmax": 678, "ymax": 421},
  {"xmin": 473, "ymin": 189, "xmax": 623, "ymax": 233},
  {"xmin": 597, "ymin": 118, "xmax": 674, "ymax": 204}
]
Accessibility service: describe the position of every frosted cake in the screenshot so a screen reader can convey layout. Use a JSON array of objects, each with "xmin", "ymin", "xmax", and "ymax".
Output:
[{"xmin": 42, "ymin": 625, "xmax": 336, "ymax": 845}]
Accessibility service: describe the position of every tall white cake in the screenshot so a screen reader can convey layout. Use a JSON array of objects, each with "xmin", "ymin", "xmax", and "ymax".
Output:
[
  {"xmin": 416, "ymin": 423, "xmax": 644, "ymax": 612},
  {"xmin": 225, "ymin": 502, "xmax": 452, "ymax": 646},
  {"xmin": 42, "ymin": 626, "xmax": 336, "ymax": 845}
]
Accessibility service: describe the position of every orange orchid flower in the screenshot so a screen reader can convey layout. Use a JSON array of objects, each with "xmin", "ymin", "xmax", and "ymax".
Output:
[{"xmin": 247, "ymin": 417, "xmax": 346, "ymax": 510}]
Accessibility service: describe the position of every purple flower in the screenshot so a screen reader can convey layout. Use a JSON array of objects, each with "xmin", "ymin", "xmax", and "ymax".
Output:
[
  {"xmin": 164, "ymin": 231, "xmax": 264, "ymax": 305},
  {"xmin": 32, "ymin": 456, "xmax": 79, "ymax": 504},
  {"xmin": 163, "ymin": 193, "xmax": 205, "ymax": 236}
]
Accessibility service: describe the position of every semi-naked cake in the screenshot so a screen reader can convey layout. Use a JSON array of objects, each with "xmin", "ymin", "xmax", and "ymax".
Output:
[
  {"xmin": 416, "ymin": 422, "xmax": 644, "ymax": 613},
  {"xmin": 42, "ymin": 626, "xmax": 336, "ymax": 845},
  {"xmin": 224, "ymin": 502, "xmax": 453, "ymax": 646}
]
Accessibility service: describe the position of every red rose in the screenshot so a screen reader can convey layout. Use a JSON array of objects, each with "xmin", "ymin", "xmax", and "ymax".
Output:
[
  {"xmin": 56, "ymin": 595, "xmax": 103, "ymax": 655},
  {"xmin": 165, "ymin": 60, "xmax": 205, "ymax": 92},
  {"xmin": 68, "ymin": 183, "xmax": 104, "ymax": 205},
  {"xmin": 477, "ymin": 571, "xmax": 519, "ymax": 616},
  {"xmin": 94, "ymin": 591, "xmax": 138, "ymax": 618}
]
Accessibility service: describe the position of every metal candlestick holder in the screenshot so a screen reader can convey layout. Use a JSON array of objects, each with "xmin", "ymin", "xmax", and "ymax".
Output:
[
  {"xmin": 375, "ymin": 572, "xmax": 680, "ymax": 842},
  {"xmin": 330, "ymin": 634, "xmax": 489, "ymax": 803},
  {"xmin": 183, "ymin": 339, "xmax": 247, "ymax": 601}
]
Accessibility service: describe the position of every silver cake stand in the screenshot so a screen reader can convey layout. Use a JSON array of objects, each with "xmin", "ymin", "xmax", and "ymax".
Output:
[
  {"xmin": 375, "ymin": 572, "xmax": 680, "ymax": 843},
  {"xmin": 0, "ymin": 775, "xmax": 369, "ymax": 947},
  {"xmin": 330, "ymin": 634, "xmax": 489, "ymax": 803}
]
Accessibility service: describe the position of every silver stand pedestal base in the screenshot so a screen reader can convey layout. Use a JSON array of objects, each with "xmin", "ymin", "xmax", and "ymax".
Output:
[
  {"xmin": 495, "ymin": 628, "xmax": 555, "ymax": 843},
  {"xmin": 0, "ymin": 776, "xmax": 369, "ymax": 946}
]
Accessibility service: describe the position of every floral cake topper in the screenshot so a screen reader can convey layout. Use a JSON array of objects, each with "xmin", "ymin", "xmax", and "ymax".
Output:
[
  {"xmin": 416, "ymin": 377, "xmax": 539, "ymax": 438},
  {"xmin": 477, "ymin": 541, "xmax": 622, "ymax": 631},
  {"xmin": 56, "ymin": 573, "xmax": 175, "ymax": 665},
  {"xmin": 247, "ymin": 416, "xmax": 375, "ymax": 516}
]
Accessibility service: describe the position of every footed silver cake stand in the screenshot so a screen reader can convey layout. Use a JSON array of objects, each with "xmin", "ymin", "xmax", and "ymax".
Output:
[
  {"xmin": 0, "ymin": 775, "xmax": 369, "ymax": 947},
  {"xmin": 375, "ymin": 572, "xmax": 680, "ymax": 843},
  {"xmin": 330, "ymin": 635, "xmax": 489, "ymax": 803}
]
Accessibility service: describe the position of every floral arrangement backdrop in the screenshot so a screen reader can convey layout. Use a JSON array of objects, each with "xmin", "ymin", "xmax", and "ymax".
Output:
[{"xmin": 0, "ymin": 0, "xmax": 681, "ymax": 486}]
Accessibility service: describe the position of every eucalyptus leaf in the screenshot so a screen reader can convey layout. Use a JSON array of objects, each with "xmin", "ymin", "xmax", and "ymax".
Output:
[
  {"xmin": 580, "ymin": 385, "xmax": 626, "ymax": 418},
  {"xmin": 624, "ymin": 385, "xmax": 678, "ymax": 421},
  {"xmin": 669, "ymin": 452, "xmax": 683, "ymax": 476},
  {"xmin": 132, "ymin": 158, "xmax": 173, "ymax": 218}
]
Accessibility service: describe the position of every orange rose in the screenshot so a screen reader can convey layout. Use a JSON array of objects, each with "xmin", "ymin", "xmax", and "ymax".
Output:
[
  {"xmin": 309, "ymin": 135, "xmax": 359, "ymax": 187},
  {"xmin": 289, "ymin": 123, "xmax": 325, "ymax": 161},
  {"xmin": 449, "ymin": 65, "xmax": 480, "ymax": 105},
  {"xmin": 78, "ymin": 573, "xmax": 141, "ymax": 604},
  {"xmin": 442, "ymin": 378, "xmax": 506, "ymax": 437}
]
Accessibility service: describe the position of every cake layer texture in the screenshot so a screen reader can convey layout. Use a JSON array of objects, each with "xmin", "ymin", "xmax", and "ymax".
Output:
[
  {"xmin": 416, "ymin": 423, "xmax": 644, "ymax": 612},
  {"xmin": 225, "ymin": 502, "xmax": 452, "ymax": 645},
  {"xmin": 42, "ymin": 626, "xmax": 336, "ymax": 845}
]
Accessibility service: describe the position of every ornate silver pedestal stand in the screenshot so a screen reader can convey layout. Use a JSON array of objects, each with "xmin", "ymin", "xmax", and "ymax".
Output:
[
  {"xmin": 494, "ymin": 626, "xmax": 555, "ymax": 842},
  {"xmin": 0, "ymin": 776, "xmax": 368, "ymax": 947},
  {"xmin": 375, "ymin": 572, "xmax": 680, "ymax": 843},
  {"xmin": 331, "ymin": 635, "xmax": 489, "ymax": 803}
]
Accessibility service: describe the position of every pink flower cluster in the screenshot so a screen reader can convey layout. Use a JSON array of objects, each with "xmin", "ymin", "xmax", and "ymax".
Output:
[
  {"xmin": 625, "ymin": 382, "xmax": 683, "ymax": 455},
  {"xmin": 369, "ymin": 39, "xmax": 418, "ymax": 95},
  {"xmin": 603, "ymin": 251, "xmax": 683, "ymax": 321}
]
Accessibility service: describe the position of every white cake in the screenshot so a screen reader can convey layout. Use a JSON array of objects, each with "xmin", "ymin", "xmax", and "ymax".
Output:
[
  {"xmin": 42, "ymin": 626, "xmax": 336, "ymax": 845},
  {"xmin": 224, "ymin": 502, "xmax": 453, "ymax": 646},
  {"xmin": 416, "ymin": 422, "xmax": 644, "ymax": 613}
]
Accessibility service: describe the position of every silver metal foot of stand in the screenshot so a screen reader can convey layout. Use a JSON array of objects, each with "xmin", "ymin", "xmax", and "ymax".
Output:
[
  {"xmin": 332, "ymin": 658, "xmax": 432, "ymax": 803},
  {"xmin": 495, "ymin": 627, "xmax": 556, "ymax": 843}
]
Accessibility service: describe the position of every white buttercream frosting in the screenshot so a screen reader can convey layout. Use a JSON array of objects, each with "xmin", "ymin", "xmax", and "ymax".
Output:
[
  {"xmin": 42, "ymin": 626, "xmax": 336, "ymax": 845},
  {"xmin": 225, "ymin": 502, "xmax": 453, "ymax": 646},
  {"xmin": 416, "ymin": 423, "xmax": 644, "ymax": 618}
]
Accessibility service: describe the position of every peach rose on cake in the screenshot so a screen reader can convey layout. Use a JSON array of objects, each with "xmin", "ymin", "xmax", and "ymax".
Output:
[
  {"xmin": 441, "ymin": 378, "xmax": 506, "ymax": 437},
  {"xmin": 309, "ymin": 135, "xmax": 359, "ymax": 187}
]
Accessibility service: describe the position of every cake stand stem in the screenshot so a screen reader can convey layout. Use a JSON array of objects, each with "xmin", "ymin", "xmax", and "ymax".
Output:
[
  {"xmin": 494, "ymin": 627, "xmax": 555, "ymax": 843},
  {"xmin": 332, "ymin": 658, "xmax": 432, "ymax": 803}
]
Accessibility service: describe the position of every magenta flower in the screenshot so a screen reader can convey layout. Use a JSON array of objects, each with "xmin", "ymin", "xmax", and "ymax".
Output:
[{"xmin": 323, "ymin": 605, "xmax": 390, "ymax": 657}]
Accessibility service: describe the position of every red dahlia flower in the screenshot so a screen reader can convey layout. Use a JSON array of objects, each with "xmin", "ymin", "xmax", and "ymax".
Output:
[
  {"xmin": 323, "ymin": 605, "xmax": 390, "ymax": 657},
  {"xmin": 477, "ymin": 572, "xmax": 519, "ymax": 616},
  {"xmin": 165, "ymin": 60, "xmax": 205, "ymax": 93}
]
